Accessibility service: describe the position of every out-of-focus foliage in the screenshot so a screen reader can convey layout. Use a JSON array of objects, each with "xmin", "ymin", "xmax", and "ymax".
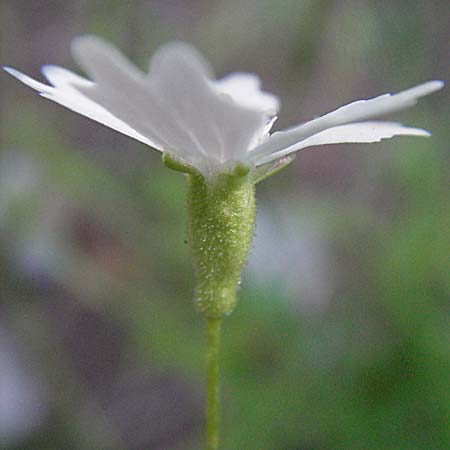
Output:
[{"xmin": 1, "ymin": 1, "xmax": 448, "ymax": 449}]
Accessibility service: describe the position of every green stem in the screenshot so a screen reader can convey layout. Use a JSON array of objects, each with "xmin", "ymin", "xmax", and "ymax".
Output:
[{"xmin": 205, "ymin": 317, "xmax": 222, "ymax": 450}]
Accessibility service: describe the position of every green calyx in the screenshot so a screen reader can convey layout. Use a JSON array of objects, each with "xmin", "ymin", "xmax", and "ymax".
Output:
[
  {"xmin": 188, "ymin": 168, "xmax": 255, "ymax": 317},
  {"xmin": 162, "ymin": 153, "xmax": 255, "ymax": 317}
]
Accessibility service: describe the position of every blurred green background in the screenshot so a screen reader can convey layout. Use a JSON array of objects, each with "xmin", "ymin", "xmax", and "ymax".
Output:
[{"xmin": 1, "ymin": 1, "xmax": 449, "ymax": 449}]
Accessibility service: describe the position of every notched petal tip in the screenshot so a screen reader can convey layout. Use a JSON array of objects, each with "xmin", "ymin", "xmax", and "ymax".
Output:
[
  {"xmin": 149, "ymin": 40, "xmax": 213, "ymax": 79},
  {"xmin": 2, "ymin": 66, "xmax": 52, "ymax": 93},
  {"xmin": 403, "ymin": 127, "xmax": 431, "ymax": 137},
  {"xmin": 70, "ymin": 35, "xmax": 103, "ymax": 70},
  {"xmin": 3, "ymin": 66, "xmax": 17, "ymax": 75},
  {"xmin": 70, "ymin": 34, "xmax": 143, "ymax": 82},
  {"xmin": 429, "ymin": 80, "xmax": 444, "ymax": 89},
  {"xmin": 214, "ymin": 72, "xmax": 280, "ymax": 114},
  {"xmin": 412, "ymin": 80, "xmax": 445, "ymax": 95},
  {"xmin": 3, "ymin": 66, "xmax": 29, "ymax": 81},
  {"xmin": 70, "ymin": 34, "xmax": 109, "ymax": 58},
  {"xmin": 41, "ymin": 64, "xmax": 92, "ymax": 89},
  {"xmin": 396, "ymin": 80, "xmax": 445, "ymax": 103}
]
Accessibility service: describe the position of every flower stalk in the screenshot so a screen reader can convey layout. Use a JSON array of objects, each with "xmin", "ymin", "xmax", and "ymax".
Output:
[{"xmin": 205, "ymin": 316, "xmax": 222, "ymax": 450}]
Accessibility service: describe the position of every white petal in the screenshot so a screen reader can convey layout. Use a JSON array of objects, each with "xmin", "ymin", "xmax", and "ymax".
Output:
[
  {"xmin": 3, "ymin": 66, "xmax": 158, "ymax": 148},
  {"xmin": 214, "ymin": 73, "xmax": 280, "ymax": 115},
  {"xmin": 147, "ymin": 42, "xmax": 268, "ymax": 170},
  {"xmin": 256, "ymin": 122, "xmax": 430, "ymax": 165},
  {"xmin": 148, "ymin": 41, "xmax": 226, "ymax": 163},
  {"xmin": 252, "ymin": 81, "xmax": 444, "ymax": 160}
]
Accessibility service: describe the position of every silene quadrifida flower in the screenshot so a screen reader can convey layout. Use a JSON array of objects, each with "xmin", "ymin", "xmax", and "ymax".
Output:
[
  {"xmin": 4, "ymin": 35, "xmax": 443, "ymax": 317},
  {"xmin": 4, "ymin": 35, "xmax": 444, "ymax": 450}
]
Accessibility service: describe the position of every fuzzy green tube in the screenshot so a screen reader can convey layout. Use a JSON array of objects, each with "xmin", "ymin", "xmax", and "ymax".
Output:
[{"xmin": 187, "ymin": 168, "xmax": 255, "ymax": 317}]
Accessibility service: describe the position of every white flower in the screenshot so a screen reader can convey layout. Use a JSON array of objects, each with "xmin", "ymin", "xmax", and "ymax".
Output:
[{"xmin": 4, "ymin": 36, "xmax": 443, "ymax": 179}]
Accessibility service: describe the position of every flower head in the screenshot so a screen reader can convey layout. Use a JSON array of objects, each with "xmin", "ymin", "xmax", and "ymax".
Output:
[{"xmin": 4, "ymin": 36, "xmax": 443, "ymax": 180}]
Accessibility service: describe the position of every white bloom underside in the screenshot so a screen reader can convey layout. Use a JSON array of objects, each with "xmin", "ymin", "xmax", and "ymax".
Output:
[{"xmin": 4, "ymin": 36, "xmax": 443, "ymax": 178}]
